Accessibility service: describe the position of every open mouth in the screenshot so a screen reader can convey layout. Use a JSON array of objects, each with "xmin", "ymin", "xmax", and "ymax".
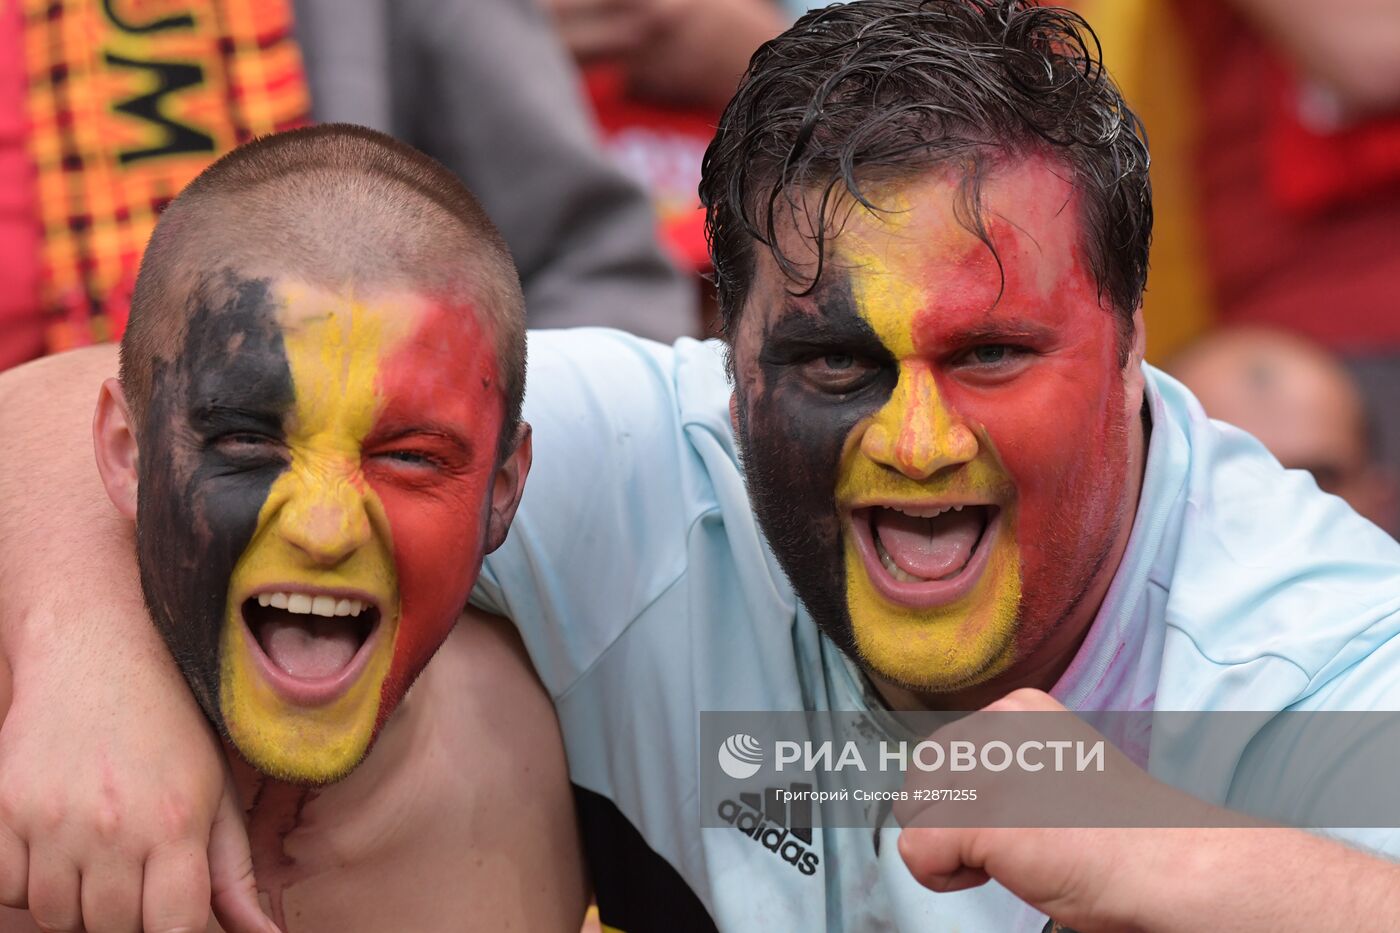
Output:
[
  {"xmin": 240, "ymin": 589, "xmax": 383, "ymax": 703},
  {"xmin": 850, "ymin": 504, "xmax": 999, "ymax": 608}
]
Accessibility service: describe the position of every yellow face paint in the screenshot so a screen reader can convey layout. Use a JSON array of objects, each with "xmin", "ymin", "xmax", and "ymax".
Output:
[
  {"xmin": 220, "ymin": 283, "xmax": 411, "ymax": 783},
  {"xmin": 733, "ymin": 162, "xmax": 1139, "ymax": 706},
  {"xmin": 834, "ymin": 193, "xmax": 1023, "ymax": 692}
]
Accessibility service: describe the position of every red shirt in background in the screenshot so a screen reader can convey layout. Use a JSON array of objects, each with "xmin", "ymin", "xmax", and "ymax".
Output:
[
  {"xmin": 1180, "ymin": 0, "xmax": 1400, "ymax": 355},
  {"xmin": 584, "ymin": 64, "xmax": 715, "ymax": 274}
]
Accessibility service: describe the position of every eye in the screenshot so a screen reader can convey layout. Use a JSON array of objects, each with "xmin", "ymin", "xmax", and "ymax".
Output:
[
  {"xmin": 369, "ymin": 449, "xmax": 445, "ymax": 472},
  {"xmin": 799, "ymin": 352, "xmax": 880, "ymax": 394},
  {"xmin": 213, "ymin": 432, "xmax": 284, "ymax": 459},
  {"xmin": 824, "ymin": 353, "xmax": 855, "ymax": 370},
  {"xmin": 971, "ymin": 345, "xmax": 1009, "ymax": 364},
  {"xmin": 955, "ymin": 343, "xmax": 1034, "ymax": 377}
]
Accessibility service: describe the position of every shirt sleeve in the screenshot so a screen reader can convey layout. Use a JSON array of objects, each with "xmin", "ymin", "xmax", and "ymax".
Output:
[
  {"xmin": 471, "ymin": 329, "xmax": 715, "ymax": 698},
  {"xmin": 1222, "ymin": 619, "xmax": 1400, "ymax": 850}
]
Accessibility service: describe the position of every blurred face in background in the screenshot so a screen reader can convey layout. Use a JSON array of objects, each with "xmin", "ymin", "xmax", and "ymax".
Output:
[
  {"xmin": 1170, "ymin": 326, "xmax": 1397, "ymax": 532},
  {"xmin": 730, "ymin": 160, "xmax": 1147, "ymax": 707}
]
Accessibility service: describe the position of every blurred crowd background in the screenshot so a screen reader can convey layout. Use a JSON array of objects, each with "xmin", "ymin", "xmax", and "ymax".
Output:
[{"xmin": 1, "ymin": 0, "xmax": 1398, "ymax": 534}]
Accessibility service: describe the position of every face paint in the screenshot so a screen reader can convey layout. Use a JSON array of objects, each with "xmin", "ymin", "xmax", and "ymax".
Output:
[
  {"xmin": 137, "ymin": 273, "xmax": 504, "ymax": 782},
  {"xmin": 732, "ymin": 160, "xmax": 1141, "ymax": 702}
]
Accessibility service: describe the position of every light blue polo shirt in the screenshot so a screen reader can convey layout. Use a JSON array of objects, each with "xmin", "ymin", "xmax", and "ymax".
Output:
[{"xmin": 473, "ymin": 328, "xmax": 1400, "ymax": 932}]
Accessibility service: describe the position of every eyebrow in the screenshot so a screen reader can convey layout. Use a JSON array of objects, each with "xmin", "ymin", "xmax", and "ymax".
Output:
[
  {"xmin": 189, "ymin": 403, "xmax": 284, "ymax": 434},
  {"xmin": 943, "ymin": 318, "xmax": 1060, "ymax": 344},
  {"xmin": 765, "ymin": 293, "xmax": 890, "ymax": 348},
  {"xmin": 372, "ymin": 424, "xmax": 477, "ymax": 458}
]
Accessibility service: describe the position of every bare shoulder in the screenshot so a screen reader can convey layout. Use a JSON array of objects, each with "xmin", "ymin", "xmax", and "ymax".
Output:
[
  {"xmin": 432, "ymin": 608, "xmax": 559, "ymax": 716},
  {"xmin": 0, "ymin": 345, "xmax": 117, "ymax": 414},
  {"xmin": 418, "ymin": 607, "xmax": 578, "ymax": 809},
  {"xmin": 286, "ymin": 610, "xmax": 588, "ymax": 931},
  {"xmin": 0, "ymin": 344, "xmax": 120, "ymax": 513},
  {"xmin": 411, "ymin": 610, "xmax": 588, "ymax": 928}
]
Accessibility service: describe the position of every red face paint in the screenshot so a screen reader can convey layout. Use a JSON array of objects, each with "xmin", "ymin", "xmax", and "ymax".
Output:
[
  {"xmin": 209, "ymin": 282, "xmax": 510, "ymax": 783},
  {"xmin": 898, "ymin": 169, "xmax": 1136, "ymax": 674},
  {"xmin": 364, "ymin": 300, "xmax": 505, "ymax": 726},
  {"xmin": 731, "ymin": 159, "xmax": 1145, "ymax": 704}
]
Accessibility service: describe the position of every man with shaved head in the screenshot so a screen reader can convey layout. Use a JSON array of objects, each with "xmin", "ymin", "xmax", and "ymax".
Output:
[
  {"xmin": 0, "ymin": 124, "xmax": 586, "ymax": 932},
  {"xmin": 1170, "ymin": 327, "xmax": 1397, "ymax": 534}
]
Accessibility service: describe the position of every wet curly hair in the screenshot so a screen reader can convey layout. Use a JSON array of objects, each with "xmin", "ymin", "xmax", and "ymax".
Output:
[{"xmin": 699, "ymin": 0, "xmax": 1152, "ymax": 358}]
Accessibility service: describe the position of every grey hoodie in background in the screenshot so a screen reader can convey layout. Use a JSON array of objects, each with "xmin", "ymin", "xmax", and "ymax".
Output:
[{"xmin": 292, "ymin": 0, "xmax": 698, "ymax": 342}]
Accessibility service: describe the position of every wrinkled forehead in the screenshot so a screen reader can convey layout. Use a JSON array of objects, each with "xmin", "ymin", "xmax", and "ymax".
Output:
[
  {"xmin": 173, "ymin": 273, "xmax": 497, "ymax": 416},
  {"xmin": 746, "ymin": 159, "xmax": 1096, "ymax": 343},
  {"xmin": 831, "ymin": 160, "xmax": 1085, "ymax": 289}
]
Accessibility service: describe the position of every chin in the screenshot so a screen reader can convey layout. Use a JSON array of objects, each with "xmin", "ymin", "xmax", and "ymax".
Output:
[
  {"xmin": 233, "ymin": 728, "xmax": 374, "ymax": 786},
  {"xmin": 848, "ymin": 610, "xmax": 1020, "ymax": 696},
  {"xmin": 838, "ymin": 511, "xmax": 1024, "ymax": 696},
  {"xmin": 217, "ymin": 591, "xmax": 399, "ymax": 785},
  {"xmin": 220, "ymin": 690, "xmax": 384, "ymax": 785}
]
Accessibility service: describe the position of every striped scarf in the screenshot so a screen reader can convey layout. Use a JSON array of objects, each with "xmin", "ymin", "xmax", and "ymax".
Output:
[{"xmin": 22, "ymin": 0, "xmax": 310, "ymax": 352}]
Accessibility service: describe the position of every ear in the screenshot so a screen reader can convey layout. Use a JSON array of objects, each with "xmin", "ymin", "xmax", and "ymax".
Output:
[
  {"xmin": 93, "ymin": 377, "xmax": 140, "ymax": 520},
  {"xmin": 484, "ymin": 421, "xmax": 532, "ymax": 553}
]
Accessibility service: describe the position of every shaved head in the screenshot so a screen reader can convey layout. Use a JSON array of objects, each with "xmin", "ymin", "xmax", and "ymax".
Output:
[
  {"xmin": 110, "ymin": 125, "xmax": 535, "ymax": 781},
  {"xmin": 120, "ymin": 123, "xmax": 526, "ymax": 453}
]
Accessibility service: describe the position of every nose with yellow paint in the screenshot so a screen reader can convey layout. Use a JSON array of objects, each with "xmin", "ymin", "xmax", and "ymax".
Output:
[
  {"xmin": 860, "ymin": 360, "xmax": 979, "ymax": 480},
  {"xmin": 273, "ymin": 460, "xmax": 377, "ymax": 567},
  {"xmin": 218, "ymin": 290, "xmax": 408, "ymax": 784}
]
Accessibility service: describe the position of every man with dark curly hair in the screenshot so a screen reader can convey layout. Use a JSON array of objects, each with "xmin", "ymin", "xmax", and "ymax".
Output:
[{"xmin": 5, "ymin": 3, "xmax": 1400, "ymax": 931}]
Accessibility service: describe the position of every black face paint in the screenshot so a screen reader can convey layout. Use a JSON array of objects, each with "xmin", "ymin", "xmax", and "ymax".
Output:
[
  {"xmin": 134, "ymin": 273, "xmax": 292, "ymax": 731},
  {"xmin": 734, "ymin": 278, "xmax": 896, "ymax": 655}
]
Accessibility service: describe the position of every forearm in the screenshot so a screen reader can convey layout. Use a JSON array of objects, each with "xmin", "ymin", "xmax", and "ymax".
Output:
[
  {"xmin": 0, "ymin": 347, "xmax": 151, "ymax": 665},
  {"xmin": 1229, "ymin": 0, "xmax": 1400, "ymax": 113},
  {"xmin": 1136, "ymin": 827, "xmax": 1400, "ymax": 932}
]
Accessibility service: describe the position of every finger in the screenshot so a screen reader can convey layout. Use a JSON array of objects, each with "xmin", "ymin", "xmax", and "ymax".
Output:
[
  {"xmin": 983, "ymin": 688, "xmax": 1060, "ymax": 712},
  {"xmin": 0, "ymin": 818, "xmax": 28, "ymax": 907},
  {"xmin": 80, "ymin": 856, "xmax": 142, "ymax": 933},
  {"xmin": 918, "ymin": 865, "xmax": 991, "ymax": 894},
  {"xmin": 142, "ymin": 838, "xmax": 211, "ymax": 933},
  {"xmin": 897, "ymin": 826, "xmax": 972, "ymax": 885},
  {"xmin": 27, "ymin": 848, "xmax": 81, "ymax": 933},
  {"xmin": 208, "ymin": 786, "xmax": 276, "ymax": 933}
]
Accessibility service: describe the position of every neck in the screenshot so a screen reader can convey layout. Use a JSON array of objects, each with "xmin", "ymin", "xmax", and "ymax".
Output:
[
  {"xmin": 872, "ymin": 400, "xmax": 1151, "ymax": 712},
  {"xmin": 225, "ymin": 750, "xmax": 317, "ymax": 929},
  {"xmin": 221, "ymin": 688, "xmax": 423, "ymax": 927}
]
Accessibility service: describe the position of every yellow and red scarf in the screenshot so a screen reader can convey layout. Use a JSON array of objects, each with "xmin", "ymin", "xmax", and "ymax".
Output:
[{"xmin": 22, "ymin": 0, "xmax": 310, "ymax": 352}]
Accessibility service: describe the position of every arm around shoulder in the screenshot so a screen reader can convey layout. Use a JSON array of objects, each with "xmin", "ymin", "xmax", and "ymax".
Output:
[{"xmin": 0, "ymin": 347, "xmax": 272, "ymax": 932}]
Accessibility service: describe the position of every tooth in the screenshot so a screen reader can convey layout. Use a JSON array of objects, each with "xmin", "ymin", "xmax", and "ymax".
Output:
[
  {"xmin": 954, "ymin": 504, "xmax": 964, "ymax": 512},
  {"xmin": 287, "ymin": 593, "xmax": 312, "ymax": 615},
  {"xmin": 269, "ymin": 592, "xmax": 289, "ymax": 609},
  {"xmin": 311, "ymin": 595, "xmax": 336, "ymax": 618},
  {"xmin": 334, "ymin": 599, "xmax": 352, "ymax": 617},
  {"xmin": 257, "ymin": 593, "xmax": 271, "ymax": 607},
  {"xmin": 876, "ymin": 535, "xmax": 924, "ymax": 583},
  {"xmin": 349, "ymin": 599, "xmax": 364, "ymax": 617}
]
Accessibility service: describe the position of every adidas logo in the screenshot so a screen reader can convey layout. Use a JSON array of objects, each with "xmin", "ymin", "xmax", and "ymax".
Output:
[{"xmin": 716, "ymin": 784, "xmax": 820, "ymax": 876}]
